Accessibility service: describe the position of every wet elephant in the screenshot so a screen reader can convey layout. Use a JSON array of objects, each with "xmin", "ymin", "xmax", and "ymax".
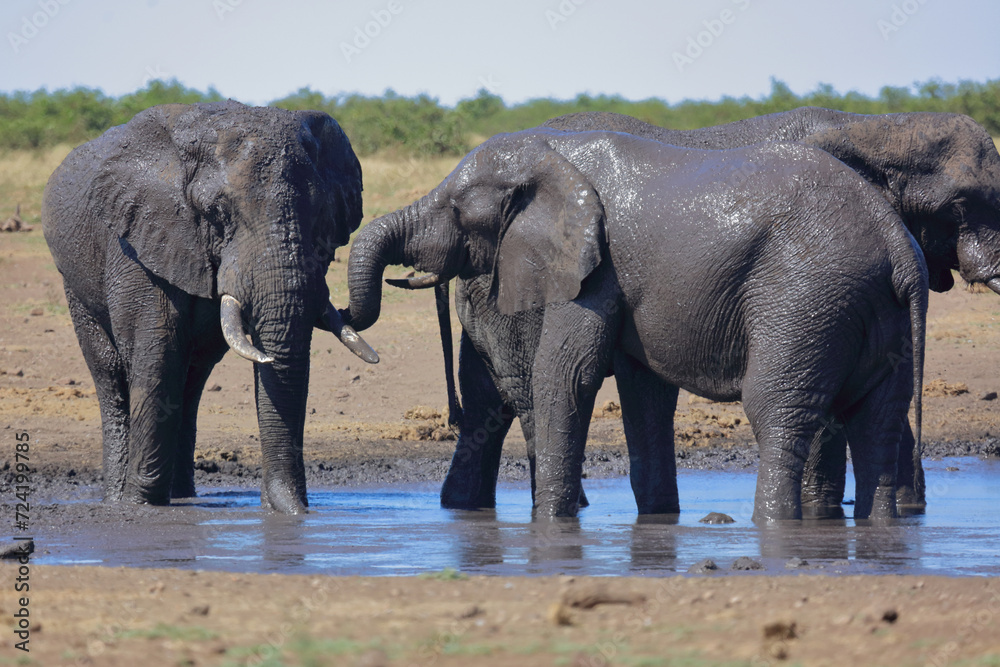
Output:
[
  {"xmin": 428, "ymin": 108, "xmax": 1000, "ymax": 516},
  {"xmin": 345, "ymin": 129, "xmax": 930, "ymax": 522},
  {"xmin": 42, "ymin": 101, "xmax": 376, "ymax": 513}
]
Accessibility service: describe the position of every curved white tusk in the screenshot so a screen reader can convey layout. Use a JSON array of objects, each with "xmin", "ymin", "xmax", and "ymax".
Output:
[
  {"xmin": 323, "ymin": 301, "xmax": 379, "ymax": 364},
  {"xmin": 220, "ymin": 295, "xmax": 274, "ymax": 364},
  {"xmin": 385, "ymin": 273, "xmax": 444, "ymax": 290}
]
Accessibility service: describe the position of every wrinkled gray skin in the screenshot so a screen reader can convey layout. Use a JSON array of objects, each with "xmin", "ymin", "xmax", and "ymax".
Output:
[
  {"xmin": 345, "ymin": 129, "xmax": 931, "ymax": 522},
  {"xmin": 432, "ymin": 108, "xmax": 1000, "ymax": 516},
  {"xmin": 42, "ymin": 101, "xmax": 366, "ymax": 513}
]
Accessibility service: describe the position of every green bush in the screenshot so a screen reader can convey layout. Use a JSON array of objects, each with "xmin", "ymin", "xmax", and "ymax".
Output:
[{"xmin": 1, "ymin": 77, "xmax": 999, "ymax": 156}]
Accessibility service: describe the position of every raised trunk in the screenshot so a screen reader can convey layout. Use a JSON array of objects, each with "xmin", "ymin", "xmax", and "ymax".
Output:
[{"xmin": 344, "ymin": 198, "xmax": 425, "ymax": 331}]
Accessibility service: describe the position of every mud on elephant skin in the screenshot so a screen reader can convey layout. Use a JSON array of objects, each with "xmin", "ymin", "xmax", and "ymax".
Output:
[
  {"xmin": 42, "ymin": 101, "xmax": 376, "ymax": 514},
  {"xmin": 346, "ymin": 128, "xmax": 931, "ymax": 522},
  {"xmin": 544, "ymin": 108, "xmax": 1000, "ymax": 510},
  {"xmin": 424, "ymin": 108, "xmax": 1000, "ymax": 517}
]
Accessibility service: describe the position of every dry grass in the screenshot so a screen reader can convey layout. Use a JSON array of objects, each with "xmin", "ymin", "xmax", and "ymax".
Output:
[
  {"xmin": 0, "ymin": 144, "xmax": 74, "ymax": 223},
  {"xmin": 357, "ymin": 152, "xmax": 460, "ymax": 223}
]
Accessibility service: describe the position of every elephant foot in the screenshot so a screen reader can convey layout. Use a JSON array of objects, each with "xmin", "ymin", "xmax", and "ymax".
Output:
[
  {"xmin": 170, "ymin": 478, "xmax": 197, "ymax": 500},
  {"xmin": 636, "ymin": 501, "xmax": 681, "ymax": 515},
  {"xmin": 853, "ymin": 487, "xmax": 897, "ymax": 522},
  {"xmin": 751, "ymin": 499, "xmax": 803, "ymax": 524},
  {"xmin": 261, "ymin": 478, "xmax": 308, "ymax": 514},
  {"xmin": 440, "ymin": 477, "xmax": 497, "ymax": 510},
  {"xmin": 895, "ymin": 484, "xmax": 926, "ymax": 509},
  {"xmin": 578, "ymin": 486, "xmax": 589, "ymax": 509},
  {"xmin": 441, "ymin": 496, "xmax": 497, "ymax": 510},
  {"xmin": 800, "ymin": 502, "xmax": 845, "ymax": 520},
  {"xmin": 120, "ymin": 485, "xmax": 171, "ymax": 507},
  {"xmin": 533, "ymin": 494, "xmax": 582, "ymax": 519}
]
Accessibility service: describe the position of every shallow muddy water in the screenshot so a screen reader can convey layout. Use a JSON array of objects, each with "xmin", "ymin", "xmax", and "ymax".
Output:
[{"xmin": 32, "ymin": 457, "xmax": 1000, "ymax": 576}]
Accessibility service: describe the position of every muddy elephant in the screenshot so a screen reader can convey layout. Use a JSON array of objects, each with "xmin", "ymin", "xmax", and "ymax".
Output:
[
  {"xmin": 42, "ymin": 101, "xmax": 376, "ymax": 513},
  {"xmin": 419, "ymin": 108, "xmax": 1000, "ymax": 516},
  {"xmin": 345, "ymin": 128, "xmax": 929, "ymax": 522}
]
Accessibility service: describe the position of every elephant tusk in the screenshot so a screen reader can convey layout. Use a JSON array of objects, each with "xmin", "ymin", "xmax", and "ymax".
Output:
[
  {"xmin": 385, "ymin": 273, "xmax": 444, "ymax": 290},
  {"xmin": 323, "ymin": 301, "xmax": 380, "ymax": 364},
  {"xmin": 988, "ymin": 278, "xmax": 1000, "ymax": 296},
  {"xmin": 220, "ymin": 295, "xmax": 274, "ymax": 364}
]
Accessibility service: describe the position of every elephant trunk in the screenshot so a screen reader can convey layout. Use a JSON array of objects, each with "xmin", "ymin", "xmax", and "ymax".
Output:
[
  {"xmin": 218, "ymin": 234, "xmax": 321, "ymax": 514},
  {"xmin": 251, "ymin": 289, "xmax": 316, "ymax": 514},
  {"xmin": 344, "ymin": 198, "xmax": 426, "ymax": 331},
  {"xmin": 254, "ymin": 349, "xmax": 311, "ymax": 513}
]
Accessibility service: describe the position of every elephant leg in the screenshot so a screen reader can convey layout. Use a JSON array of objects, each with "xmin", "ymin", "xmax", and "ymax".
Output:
[
  {"xmin": 894, "ymin": 423, "xmax": 925, "ymax": 508},
  {"xmin": 743, "ymin": 365, "xmax": 837, "ymax": 522},
  {"xmin": 124, "ymin": 349, "xmax": 188, "ymax": 505},
  {"xmin": 171, "ymin": 303, "xmax": 227, "ymax": 500},
  {"xmin": 519, "ymin": 409, "xmax": 537, "ymax": 505},
  {"xmin": 441, "ymin": 332, "xmax": 514, "ymax": 509},
  {"xmin": 532, "ymin": 291, "xmax": 619, "ymax": 518},
  {"xmin": 171, "ymin": 359, "xmax": 220, "ymax": 499},
  {"xmin": 613, "ymin": 351, "xmax": 680, "ymax": 515},
  {"xmin": 113, "ymin": 287, "xmax": 191, "ymax": 505},
  {"xmin": 518, "ymin": 410, "xmax": 589, "ymax": 508},
  {"xmin": 801, "ymin": 418, "xmax": 847, "ymax": 519},
  {"xmin": 64, "ymin": 288, "xmax": 130, "ymax": 501},
  {"xmin": 839, "ymin": 373, "xmax": 910, "ymax": 521}
]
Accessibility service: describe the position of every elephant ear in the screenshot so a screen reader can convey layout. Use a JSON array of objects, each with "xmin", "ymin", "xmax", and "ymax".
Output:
[
  {"xmin": 491, "ymin": 149, "xmax": 604, "ymax": 315},
  {"xmin": 99, "ymin": 105, "xmax": 217, "ymax": 299}
]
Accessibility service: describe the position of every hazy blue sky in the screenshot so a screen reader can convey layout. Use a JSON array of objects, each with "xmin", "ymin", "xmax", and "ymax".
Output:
[{"xmin": 2, "ymin": 0, "xmax": 998, "ymax": 106}]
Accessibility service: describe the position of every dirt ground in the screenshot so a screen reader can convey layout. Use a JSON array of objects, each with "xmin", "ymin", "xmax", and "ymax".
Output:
[
  {"xmin": 2, "ymin": 566, "xmax": 1000, "ymax": 666},
  {"xmin": 2, "ymin": 148, "xmax": 1000, "ymax": 665}
]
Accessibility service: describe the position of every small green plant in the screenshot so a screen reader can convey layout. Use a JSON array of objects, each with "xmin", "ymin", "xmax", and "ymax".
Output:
[
  {"xmin": 418, "ymin": 567, "xmax": 467, "ymax": 580},
  {"xmin": 116, "ymin": 623, "xmax": 218, "ymax": 642},
  {"xmin": 224, "ymin": 636, "xmax": 387, "ymax": 667}
]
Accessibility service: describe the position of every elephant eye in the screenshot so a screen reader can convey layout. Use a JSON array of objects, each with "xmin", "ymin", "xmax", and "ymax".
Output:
[{"xmin": 950, "ymin": 197, "xmax": 968, "ymax": 221}]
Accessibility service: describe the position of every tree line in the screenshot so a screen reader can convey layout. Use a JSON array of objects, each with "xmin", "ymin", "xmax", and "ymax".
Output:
[{"xmin": 2, "ymin": 78, "xmax": 999, "ymax": 156}]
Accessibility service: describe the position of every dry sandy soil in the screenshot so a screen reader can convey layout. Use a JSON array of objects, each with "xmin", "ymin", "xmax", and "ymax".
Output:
[{"xmin": 1, "ymin": 147, "xmax": 1000, "ymax": 665}]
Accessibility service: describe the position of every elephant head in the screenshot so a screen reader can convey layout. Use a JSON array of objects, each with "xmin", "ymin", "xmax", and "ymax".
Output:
[
  {"xmin": 85, "ymin": 101, "xmax": 374, "ymax": 512},
  {"xmin": 345, "ymin": 131, "xmax": 605, "ymax": 329},
  {"xmin": 800, "ymin": 113, "xmax": 1000, "ymax": 294}
]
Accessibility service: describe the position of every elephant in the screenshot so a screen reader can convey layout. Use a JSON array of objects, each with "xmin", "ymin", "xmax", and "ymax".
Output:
[
  {"xmin": 42, "ymin": 101, "xmax": 376, "ymax": 514},
  {"xmin": 344, "ymin": 127, "xmax": 930, "ymax": 522},
  {"xmin": 416, "ymin": 107, "xmax": 1000, "ymax": 516}
]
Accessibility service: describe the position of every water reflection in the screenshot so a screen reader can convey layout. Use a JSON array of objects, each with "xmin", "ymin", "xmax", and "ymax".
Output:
[
  {"xmin": 449, "ymin": 509, "xmax": 504, "ymax": 569},
  {"xmin": 30, "ymin": 458, "xmax": 1000, "ymax": 577},
  {"xmin": 629, "ymin": 514, "xmax": 680, "ymax": 572},
  {"xmin": 758, "ymin": 520, "xmax": 851, "ymax": 562}
]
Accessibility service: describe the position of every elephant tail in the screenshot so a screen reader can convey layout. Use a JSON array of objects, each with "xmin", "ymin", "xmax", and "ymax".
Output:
[
  {"xmin": 894, "ymin": 256, "xmax": 927, "ymax": 482},
  {"xmin": 434, "ymin": 282, "xmax": 463, "ymax": 428},
  {"xmin": 907, "ymin": 278, "xmax": 926, "ymax": 474}
]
